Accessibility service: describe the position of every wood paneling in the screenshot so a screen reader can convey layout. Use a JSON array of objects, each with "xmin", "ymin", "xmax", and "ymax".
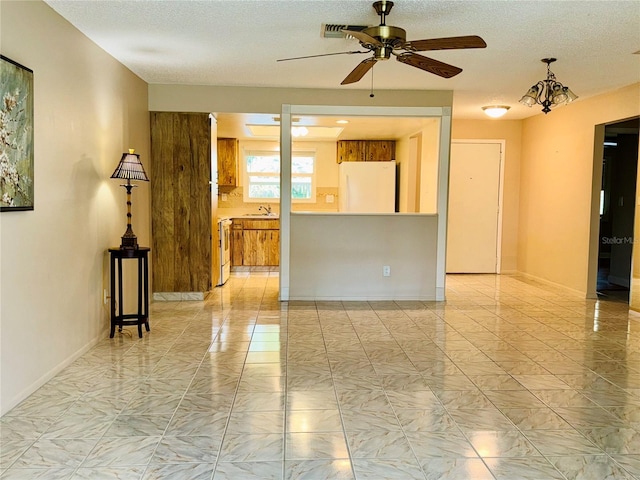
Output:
[{"xmin": 151, "ymin": 112, "xmax": 212, "ymax": 293}]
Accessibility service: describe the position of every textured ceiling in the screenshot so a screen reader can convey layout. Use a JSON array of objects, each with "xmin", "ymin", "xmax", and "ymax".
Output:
[{"xmin": 45, "ymin": 0, "xmax": 640, "ymax": 121}]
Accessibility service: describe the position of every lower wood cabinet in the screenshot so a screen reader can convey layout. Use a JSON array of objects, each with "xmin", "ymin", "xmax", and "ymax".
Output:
[
  {"xmin": 231, "ymin": 227, "xmax": 244, "ymax": 266},
  {"xmin": 231, "ymin": 219, "xmax": 279, "ymax": 266}
]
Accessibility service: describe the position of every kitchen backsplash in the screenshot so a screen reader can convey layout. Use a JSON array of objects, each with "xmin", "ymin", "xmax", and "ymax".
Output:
[{"xmin": 217, "ymin": 186, "xmax": 339, "ymax": 216}]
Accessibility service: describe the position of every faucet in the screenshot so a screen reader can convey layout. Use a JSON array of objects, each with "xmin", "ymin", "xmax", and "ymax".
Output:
[{"xmin": 258, "ymin": 204, "xmax": 272, "ymax": 216}]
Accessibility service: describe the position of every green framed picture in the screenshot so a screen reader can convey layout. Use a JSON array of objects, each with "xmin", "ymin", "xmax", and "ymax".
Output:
[{"xmin": 1, "ymin": 55, "xmax": 34, "ymax": 212}]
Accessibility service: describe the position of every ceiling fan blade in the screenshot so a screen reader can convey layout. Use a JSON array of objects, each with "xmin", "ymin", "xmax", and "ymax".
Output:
[
  {"xmin": 396, "ymin": 53, "xmax": 462, "ymax": 78},
  {"xmin": 341, "ymin": 57, "xmax": 377, "ymax": 85},
  {"xmin": 277, "ymin": 50, "xmax": 369, "ymax": 62},
  {"xmin": 342, "ymin": 29, "xmax": 383, "ymax": 48},
  {"xmin": 404, "ymin": 35, "xmax": 487, "ymax": 52}
]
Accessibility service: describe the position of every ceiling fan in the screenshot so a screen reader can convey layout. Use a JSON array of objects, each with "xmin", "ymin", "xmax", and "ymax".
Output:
[{"xmin": 277, "ymin": 0, "xmax": 487, "ymax": 85}]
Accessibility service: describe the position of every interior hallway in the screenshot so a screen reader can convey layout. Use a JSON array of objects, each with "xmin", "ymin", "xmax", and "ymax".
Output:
[{"xmin": 1, "ymin": 273, "xmax": 639, "ymax": 480}]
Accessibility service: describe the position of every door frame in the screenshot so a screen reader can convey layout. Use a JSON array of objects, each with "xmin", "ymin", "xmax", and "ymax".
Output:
[
  {"xmin": 450, "ymin": 139, "xmax": 506, "ymax": 274},
  {"xmin": 587, "ymin": 117, "xmax": 640, "ymax": 300}
]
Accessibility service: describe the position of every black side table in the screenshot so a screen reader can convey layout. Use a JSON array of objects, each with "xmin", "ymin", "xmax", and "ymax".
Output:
[{"xmin": 109, "ymin": 247, "xmax": 150, "ymax": 338}]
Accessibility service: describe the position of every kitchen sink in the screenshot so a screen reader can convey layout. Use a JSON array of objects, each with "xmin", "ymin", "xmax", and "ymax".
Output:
[{"xmin": 242, "ymin": 213, "xmax": 279, "ymax": 218}]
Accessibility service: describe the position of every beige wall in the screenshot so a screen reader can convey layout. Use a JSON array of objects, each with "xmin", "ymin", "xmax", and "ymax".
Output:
[
  {"xmin": 451, "ymin": 120, "xmax": 523, "ymax": 272},
  {"xmin": 149, "ymin": 85, "xmax": 453, "ymax": 114},
  {"xmin": 419, "ymin": 119, "xmax": 442, "ymax": 214},
  {"xmin": 518, "ymin": 83, "xmax": 640, "ymax": 294},
  {"xmin": 290, "ymin": 213, "xmax": 438, "ymax": 300},
  {"xmin": 1, "ymin": 1, "xmax": 149, "ymax": 414},
  {"xmin": 395, "ymin": 119, "xmax": 441, "ymax": 214}
]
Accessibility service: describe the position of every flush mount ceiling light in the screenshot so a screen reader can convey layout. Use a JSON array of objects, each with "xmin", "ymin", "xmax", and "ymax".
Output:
[
  {"xmin": 519, "ymin": 58, "xmax": 578, "ymax": 114},
  {"xmin": 482, "ymin": 105, "xmax": 510, "ymax": 118},
  {"xmin": 291, "ymin": 126, "xmax": 309, "ymax": 137}
]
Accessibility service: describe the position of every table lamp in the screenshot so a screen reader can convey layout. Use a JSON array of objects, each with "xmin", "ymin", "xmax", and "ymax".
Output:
[{"xmin": 111, "ymin": 149, "xmax": 149, "ymax": 249}]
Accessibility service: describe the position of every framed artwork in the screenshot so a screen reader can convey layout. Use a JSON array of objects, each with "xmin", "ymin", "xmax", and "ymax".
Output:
[{"xmin": 1, "ymin": 55, "xmax": 34, "ymax": 212}]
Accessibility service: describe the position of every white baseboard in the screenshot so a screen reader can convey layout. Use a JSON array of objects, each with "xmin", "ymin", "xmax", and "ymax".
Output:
[
  {"xmin": 153, "ymin": 292, "xmax": 205, "ymax": 301},
  {"xmin": 1, "ymin": 328, "xmax": 109, "ymax": 416},
  {"xmin": 511, "ymin": 271, "xmax": 586, "ymax": 298}
]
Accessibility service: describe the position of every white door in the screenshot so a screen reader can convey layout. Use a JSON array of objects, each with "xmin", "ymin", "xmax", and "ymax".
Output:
[{"xmin": 447, "ymin": 142, "xmax": 502, "ymax": 273}]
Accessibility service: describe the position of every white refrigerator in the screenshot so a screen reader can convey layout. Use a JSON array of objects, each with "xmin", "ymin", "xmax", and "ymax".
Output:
[{"xmin": 338, "ymin": 161, "xmax": 396, "ymax": 213}]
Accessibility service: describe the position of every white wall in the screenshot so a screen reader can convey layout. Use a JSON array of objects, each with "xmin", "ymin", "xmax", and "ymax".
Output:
[
  {"xmin": 289, "ymin": 214, "xmax": 438, "ymax": 300},
  {"xmin": 0, "ymin": 1, "xmax": 149, "ymax": 414}
]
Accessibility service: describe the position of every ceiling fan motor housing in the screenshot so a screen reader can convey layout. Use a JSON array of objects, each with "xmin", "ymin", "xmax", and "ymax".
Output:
[{"xmin": 362, "ymin": 25, "xmax": 406, "ymax": 59}]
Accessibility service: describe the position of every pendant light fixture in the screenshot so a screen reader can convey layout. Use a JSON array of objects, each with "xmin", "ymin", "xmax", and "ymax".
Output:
[{"xmin": 519, "ymin": 58, "xmax": 578, "ymax": 114}]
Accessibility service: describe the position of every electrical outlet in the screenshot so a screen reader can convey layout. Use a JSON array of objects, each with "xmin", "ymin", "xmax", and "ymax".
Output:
[{"xmin": 383, "ymin": 266, "xmax": 391, "ymax": 277}]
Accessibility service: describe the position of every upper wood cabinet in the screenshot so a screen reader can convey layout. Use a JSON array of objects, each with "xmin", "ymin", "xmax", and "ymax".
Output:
[
  {"xmin": 217, "ymin": 138, "xmax": 238, "ymax": 186},
  {"xmin": 337, "ymin": 140, "xmax": 396, "ymax": 163}
]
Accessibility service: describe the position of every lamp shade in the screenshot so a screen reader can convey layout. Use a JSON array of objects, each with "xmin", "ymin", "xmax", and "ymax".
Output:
[
  {"xmin": 551, "ymin": 84, "xmax": 568, "ymax": 104},
  {"xmin": 111, "ymin": 149, "xmax": 149, "ymax": 182},
  {"xmin": 563, "ymin": 86, "xmax": 579, "ymax": 102},
  {"xmin": 519, "ymin": 86, "xmax": 539, "ymax": 107}
]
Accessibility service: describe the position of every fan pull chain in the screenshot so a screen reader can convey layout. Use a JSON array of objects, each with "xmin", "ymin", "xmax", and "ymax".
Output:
[{"xmin": 370, "ymin": 65, "xmax": 375, "ymax": 98}]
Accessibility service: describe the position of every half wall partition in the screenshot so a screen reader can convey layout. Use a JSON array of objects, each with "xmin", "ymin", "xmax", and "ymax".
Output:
[{"xmin": 280, "ymin": 104, "xmax": 451, "ymax": 301}]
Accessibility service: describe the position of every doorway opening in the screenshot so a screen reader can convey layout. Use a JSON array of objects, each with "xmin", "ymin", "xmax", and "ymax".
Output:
[{"xmin": 596, "ymin": 118, "xmax": 639, "ymax": 302}]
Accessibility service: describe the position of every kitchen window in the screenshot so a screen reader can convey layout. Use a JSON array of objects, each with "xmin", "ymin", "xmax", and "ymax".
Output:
[{"xmin": 243, "ymin": 149, "xmax": 316, "ymax": 202}]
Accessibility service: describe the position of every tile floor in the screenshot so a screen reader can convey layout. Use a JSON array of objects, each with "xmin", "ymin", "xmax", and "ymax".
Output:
[{"xmin": 1, "ymin": 273, "xmax": 639, "ymax": 479}]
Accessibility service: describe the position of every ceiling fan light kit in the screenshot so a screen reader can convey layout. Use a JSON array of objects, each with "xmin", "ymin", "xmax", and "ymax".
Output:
[
  {"xmin": 519, "ymin": 58, "xmax": 578, "ymax": 114},
  {"xmin": 278, "ymin": 0, "xmax": 486, "ymax": 86}
]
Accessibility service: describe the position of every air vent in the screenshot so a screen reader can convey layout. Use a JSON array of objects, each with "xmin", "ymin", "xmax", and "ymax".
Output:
[{"xmin": 321, "ymin": 24, "xmax": 369, "ymax": 39}]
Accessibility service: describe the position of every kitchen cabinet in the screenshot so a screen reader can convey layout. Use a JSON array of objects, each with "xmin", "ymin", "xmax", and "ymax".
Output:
[
  {"xmin": 231, "ymin": 221, "xmax": 244, "ymax": 266},
  {"xmin": 217, "ymin": 138, "xmax": 238, "ymax": 186},
  {"xmin": 336, "ymin": 140, "xmax": 396, "ymax": 163},
  {"xmin": 231, "ymin": 218, "xmax": 279, "ymax": 266}
]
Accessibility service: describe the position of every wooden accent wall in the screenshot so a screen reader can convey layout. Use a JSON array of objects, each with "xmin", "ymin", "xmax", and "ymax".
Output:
[{"xmin": 150, "ymin": 112, "xmax": 212, "ymax": 293}]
